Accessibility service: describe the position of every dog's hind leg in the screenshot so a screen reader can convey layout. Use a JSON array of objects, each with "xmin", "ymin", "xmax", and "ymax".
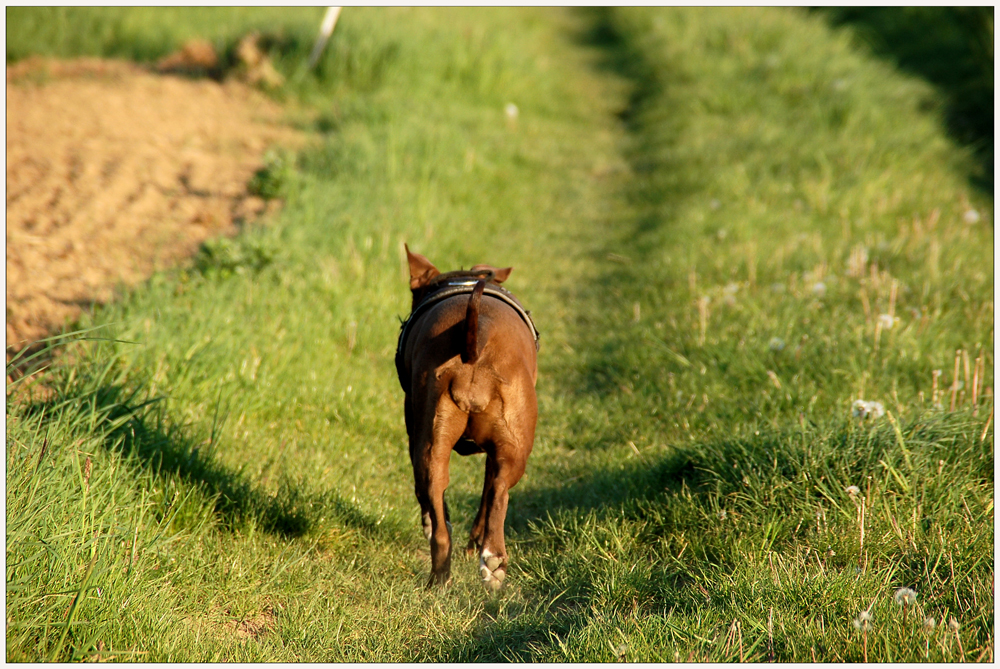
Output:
[
  {"xmin": 478, "ymin": 384, "xmax": 536, "ymax": 591},
  {"xmin": 411, "ymin": 398, "xmax": 467, "ymax": 587},
  {"xmin": 466, "ymin": 454, "xmax": 497, "ymax": 556},
  {"xmin": 478, "ymin": 443, "xmax": 529, "ymax": 591}
]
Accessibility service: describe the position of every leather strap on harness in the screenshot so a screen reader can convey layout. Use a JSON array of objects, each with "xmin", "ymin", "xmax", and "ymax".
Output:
[{"xmin": 395, "ymin": 273, "xmax": 540, "ymax": 392}]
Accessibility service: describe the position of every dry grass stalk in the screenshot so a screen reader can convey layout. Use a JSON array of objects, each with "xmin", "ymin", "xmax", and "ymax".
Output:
[
  {"xmin": 963, "ymin": 349, "xmax": 971, "ymax": 406},
  {"xmin": 972, "ymin": 354, "xmax": 981, "ymax": 410},
  {"xmin": 698, "ymin": 296, "xmax": 709, "ymax": 347},
  {"xmin": 858, "ymin": 498, "xmax": 866, "ymax": 568},
  {"xmin": 859, "ymin": 288, "xmax": 871, "ymax": 323},
  {"xmin": 950, "ymin": 350, "xmax": 961, "ymax": 412},
  {"xmin": 888, "ymin": 279, "xmax": 898, "ymax": 319}
]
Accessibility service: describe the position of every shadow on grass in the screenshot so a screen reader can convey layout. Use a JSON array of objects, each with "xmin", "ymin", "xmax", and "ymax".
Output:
[
  {"xmin": 16, "ymin": 376, "xmax": 389, "ymax": 540},
  {"xmin": 816, "ymin": 7, "xmax": 994, "ymax": 193},
  {"xmin": 441, "ymin": 412, "xmax": 991, "ymax": 661}
]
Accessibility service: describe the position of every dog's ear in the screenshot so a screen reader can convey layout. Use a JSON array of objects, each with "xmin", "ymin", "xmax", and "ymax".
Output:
[
  {"xmin": 405, "ymin": 244, "xmax": 440, "ymax": 290},
  {"xmin": 472, "ymin": 264, "xmax": 513, "ymax": 284}
]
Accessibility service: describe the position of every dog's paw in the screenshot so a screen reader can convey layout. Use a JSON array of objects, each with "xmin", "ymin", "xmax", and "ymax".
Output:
[
  {"xmin": 427, "ymin": 572, "xmax": 453, "ymax": 589},
  {"xmin": 479, "ymin": 549, "xmax": 506, "ymax": 591}
]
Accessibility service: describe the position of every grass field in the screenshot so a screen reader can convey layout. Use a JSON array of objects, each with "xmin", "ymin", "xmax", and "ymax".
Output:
[{"xmin": 6, "ymin": 7, "xmax": 993, "ymax": 662}]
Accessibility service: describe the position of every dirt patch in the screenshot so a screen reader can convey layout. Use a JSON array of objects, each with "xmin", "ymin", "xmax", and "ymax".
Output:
[
  {"xmin": 223, "ymin": 607, "xmax": 278, "ymax": 641},
  {"xmin": 6, "ymin": 56, "xmax": 304, "ymax": 352}
]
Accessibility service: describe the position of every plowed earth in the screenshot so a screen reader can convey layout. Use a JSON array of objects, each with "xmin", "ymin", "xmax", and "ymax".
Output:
[{"xmin": 6, "ymin": 57, "xmax": 302, "ymax": 352}]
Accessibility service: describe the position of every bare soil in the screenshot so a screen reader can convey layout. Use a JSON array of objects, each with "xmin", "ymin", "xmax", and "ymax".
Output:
[{"xmin": 6, "ymin": 56, "xmax": 303, "ymax": 352}]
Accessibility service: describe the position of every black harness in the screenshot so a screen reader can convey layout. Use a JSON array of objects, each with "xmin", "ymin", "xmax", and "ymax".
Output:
[{"xmin": 395, "ymin": 271, "xmax": 540, "ymax": 392}]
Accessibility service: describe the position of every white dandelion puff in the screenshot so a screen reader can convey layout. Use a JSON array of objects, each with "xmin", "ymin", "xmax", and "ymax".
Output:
[
  {"xmin": 852, "ymin": 400, "xmax": 885, "ymax": 420},
  {"xmin": 812, "ymin": 282, "xmax": 827, "ymax": 297},
  {"xmin": 894, "ymin": 587, "xmax": 917, "ymax": 607},
  {"xmin": 769, "ymin": 337, "xmax": 786, "ymax": 352},
  {"xmin": 853, "ymin": 610, "xmax": 872, "ymax": 632},
  {"xmin": 504, "ymin": 102, "xmax": 519, "ymax": 121},
  {"xmin": 963, "ymin": 209, "xmax": 980, "ymax": 224},
  {"xmin": 846, "ymin": 485, "xmax": 861, "ymax": 498},
  {"xmin": 724, "ymin": 282, "xmax": 739, "ymax": 305},
  {"xmin": 877, "ymin": 313, "xmax": 898, "ymax": 329}
]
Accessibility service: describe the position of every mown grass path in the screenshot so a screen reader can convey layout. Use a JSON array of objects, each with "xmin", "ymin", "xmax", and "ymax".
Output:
[{"xmin": 7, "ymin": 7, "xmax": 992, "ymax": 662}]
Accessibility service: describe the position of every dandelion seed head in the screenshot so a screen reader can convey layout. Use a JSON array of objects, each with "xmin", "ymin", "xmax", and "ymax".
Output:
[
  {"xmin": 852, "ymin": 399, "xmax": 885, "ymax": 420},
  {"xmin": 853, "ymin": 610, "xmax": 872, "ymax": 632},
  {"xmin": 846, "ymin": 485, "xmax": 861, "ymax": 497},
  {"xmin": 923, "ymin": 617, "xmax": 936, "ymax": 633},
  {"xmin": 894, "ymin": 587, "xmax": 917, "ymax": 607},
  {"xmin": 769, "ymin": 337, "xmax": 786, "ymax": 352},
  {"xmin": 948, "ymin": 617, "xmax": 960, "ymax": 632},
  {"xmin": 504, "ymin": 103, "xmax": 519, "ymax": 120},
  {"xmin": 724, "ymin": 282, "xmax": 739, "ymax": 305},
  {"xmin": 812, "ymin": 282, "xmax": 827, "ymax": 297},
  {"xmin": 963, "ymin": 208, "xmax": 980, "ymax": 224},
  {"xmin": 877, "ymin": 313, "xmax": 898, "ymax": 329}
]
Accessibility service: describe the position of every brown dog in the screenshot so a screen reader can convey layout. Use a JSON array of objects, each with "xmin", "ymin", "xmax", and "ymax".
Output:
[{"xmin": 396, "ymin": 245, "xmax": 539, "ymax": 589}]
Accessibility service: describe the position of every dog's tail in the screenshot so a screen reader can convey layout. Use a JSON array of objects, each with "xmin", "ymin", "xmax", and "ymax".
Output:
[{"xmin": 463, "ymin": 279, "xmax": 487, "ymax": 364}]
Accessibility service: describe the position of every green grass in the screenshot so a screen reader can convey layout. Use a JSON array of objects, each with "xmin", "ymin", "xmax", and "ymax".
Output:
[
  {"xmin": 817, "ymin": 7, "xmax": 993, "ymax": 188},
  {"xmin": 6, "ymin": 7, "xmax": 993, "ymax": 662}
]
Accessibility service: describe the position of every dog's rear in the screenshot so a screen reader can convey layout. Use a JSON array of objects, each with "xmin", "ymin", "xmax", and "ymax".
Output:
[{"xmin": 399, "ymin": 246, "xmax": 538, "ymax": 589}]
